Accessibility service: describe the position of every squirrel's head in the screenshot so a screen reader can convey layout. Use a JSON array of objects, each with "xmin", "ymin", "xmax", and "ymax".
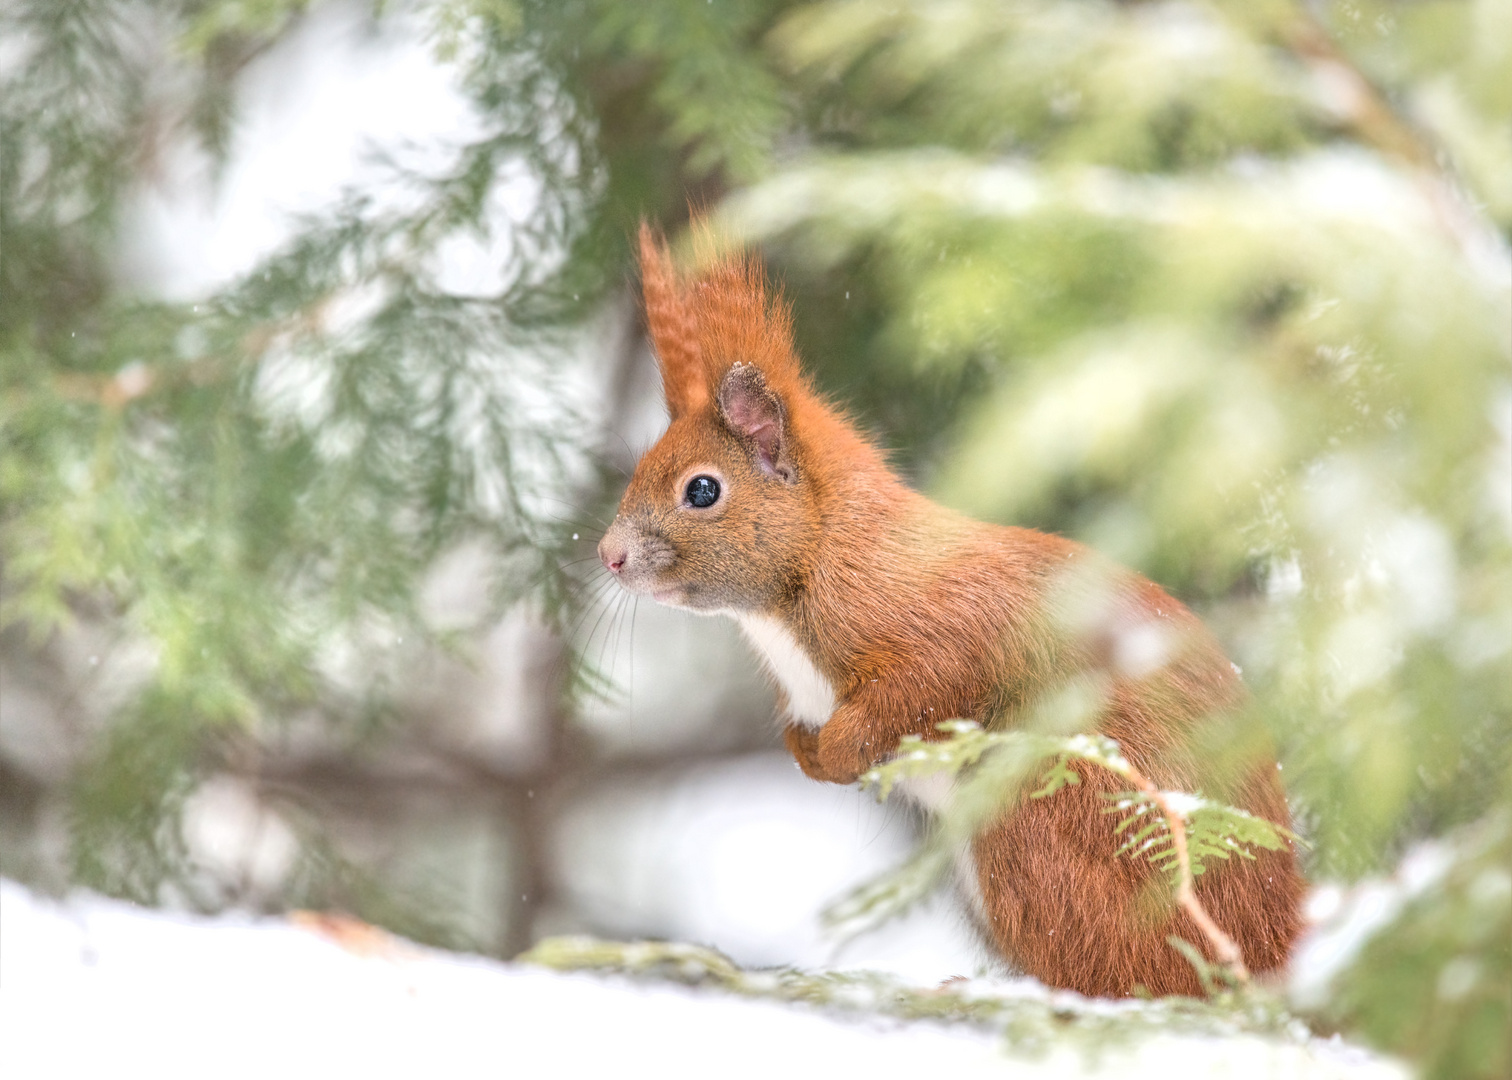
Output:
[{"xmin": 599, "ymin": 224, "xmax": 822, "ymax": 614}]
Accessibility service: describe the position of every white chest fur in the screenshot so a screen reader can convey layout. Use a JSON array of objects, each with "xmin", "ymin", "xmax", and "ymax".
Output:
[
  {"xmin": 732, "ymin": 613, "xmax": 837, "ymax": 729},
  {"xmin": 731, "ymin": 612, "xmax": 987, "ymax": 922}
]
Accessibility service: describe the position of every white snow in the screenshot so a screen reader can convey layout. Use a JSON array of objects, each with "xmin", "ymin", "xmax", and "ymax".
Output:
[
  {"xmin": 118, "ymin": 1, "xmax": 490, "ymax": 300},
  {"xmin": 0, "ymin": 880, "xmax": 1005, "ymax": 1078},
  {"xmin": 1291, "ymin": 838, "xmax": 1461, "ymax": 1010},
  {"xmin": 1158, "ymin": 790, "xmax": 1209, "ymax": 818},
  {"xmin": 181, "ymin": 775, "xmax": 299, "ymax": 898},
  {"xmin": 547, "ymin": 752, "xmax": 983, "ymax": 979},
  {"xmin": 0, "ymin": 879, "xmax": 1409, "ymax": 1079}
]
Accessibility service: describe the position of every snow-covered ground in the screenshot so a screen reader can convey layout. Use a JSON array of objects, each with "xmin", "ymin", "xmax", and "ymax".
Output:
[{"xmin": 0, "ymin": 879, "xmax": 1406, "ymax": 1079}]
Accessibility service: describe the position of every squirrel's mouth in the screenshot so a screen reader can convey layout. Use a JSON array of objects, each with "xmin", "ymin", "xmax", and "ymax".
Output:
[
  {"xmin": 649, "ymin": 582, "xmax": 726, "ymax": 614},
  {"xmin": 606, "ymin": 565, "xmax": 683, "ymax": 605},
  {"xmin": 651, "ymin": 586, "xmax": 689, "ymax": 607}
]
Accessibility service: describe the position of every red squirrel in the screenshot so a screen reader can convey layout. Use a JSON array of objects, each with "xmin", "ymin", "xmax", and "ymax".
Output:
[{"xmin": 598, "ymin": 224, "xmax": 1305, "ymax": 997}]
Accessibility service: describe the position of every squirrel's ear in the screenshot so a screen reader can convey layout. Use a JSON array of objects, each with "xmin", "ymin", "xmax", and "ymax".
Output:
[
  {"xmin": 639, "ymin": 222, "xmax": 707, "ymax": 418},
  {"xmin": 718, "ymin": 362, "xmax": 794, "ymax": 481}
]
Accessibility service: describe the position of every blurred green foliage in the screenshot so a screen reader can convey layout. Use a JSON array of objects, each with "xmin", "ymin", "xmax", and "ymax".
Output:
[
  {"xmin": 2, "ymin": 0, "xmax": 599, "ymax": 911},
  {"xmin": 2, "ymin": 0, "xmax": 1508, "ymax": 1075},
  {"xmin": 1300, "ymin": 811, "xmax": 1511, "ymax": 1079}
]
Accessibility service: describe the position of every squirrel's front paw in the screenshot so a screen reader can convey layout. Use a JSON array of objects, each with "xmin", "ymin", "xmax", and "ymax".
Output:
[
  {"xmin": 784, "ymin": 723, "xmax": 832, "ymax": 782},
  {"xmin": 815, "ymin": 713, "xmax": 877, "ymax": 785},
  {"xmin": 784, "ymin": 723, "xmax": 860, "ymax": 784},
  {"xmin": 786, "ymin": 711, "xmax": 884, "ymax": 785}
]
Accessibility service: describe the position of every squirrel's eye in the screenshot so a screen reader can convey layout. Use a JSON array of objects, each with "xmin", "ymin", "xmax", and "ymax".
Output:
[{"xmin": 685, "ymin": 475, "xmax": 720, "ymax": 508}]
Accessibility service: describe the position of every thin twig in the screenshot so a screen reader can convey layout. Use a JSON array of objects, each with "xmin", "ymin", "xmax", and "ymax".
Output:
[{"xmin": 1122, "ymin": 762, "xmax": 1250, "ymax": 985}]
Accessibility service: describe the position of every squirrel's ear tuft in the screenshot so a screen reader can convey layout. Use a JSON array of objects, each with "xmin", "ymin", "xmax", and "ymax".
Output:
[
  {"xmin": 639, "ymin": 222, "xmax": 707, "ymax": 418},
  {"xmin": 640, "ymin": 217, "xmax": 809, "ymax": 424},
  {"xmin": 718, "ymin": 362, "xmax": 793, "ymax": 481}
]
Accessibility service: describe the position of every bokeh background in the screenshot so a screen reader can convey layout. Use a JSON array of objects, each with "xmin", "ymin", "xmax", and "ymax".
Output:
[{"xmin": 2, "ymin": 2, "xmax": 1509, "ymax": 1076}]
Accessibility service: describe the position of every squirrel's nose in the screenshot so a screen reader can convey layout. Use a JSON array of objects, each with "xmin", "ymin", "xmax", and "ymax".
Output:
[{"xmin": 599, "ymin": 536, "xmax": 628, "ymax": 574}]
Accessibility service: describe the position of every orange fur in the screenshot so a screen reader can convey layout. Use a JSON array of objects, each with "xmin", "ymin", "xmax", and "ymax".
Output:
[{"xmin": 603, "ymin": 225, "xmax": 1305, "ymax": 997}]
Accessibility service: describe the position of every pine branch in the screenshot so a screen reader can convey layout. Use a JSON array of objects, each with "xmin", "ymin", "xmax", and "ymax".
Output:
[
  {"xmin": 860, "ymin": 722, "xmax": 1299, "ymax": 988},
  {"xmin": 1111, "ymin": 761, "xmax": 1250, "ymax": 986},
  {"xmin": 519, "ymin": 934, "xmax": 1310, "ymax": 1054}
]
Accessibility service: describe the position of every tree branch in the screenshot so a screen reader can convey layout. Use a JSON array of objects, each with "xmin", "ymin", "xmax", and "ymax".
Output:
[{"xmin": 1121, "ymin": 761, "xmax": 1250, "ymax": 986}]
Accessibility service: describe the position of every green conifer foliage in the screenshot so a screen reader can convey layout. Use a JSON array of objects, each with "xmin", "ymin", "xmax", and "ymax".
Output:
[{"xmin": 1, "ymin": 0, "xmax": 605, "ymax": 904}]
